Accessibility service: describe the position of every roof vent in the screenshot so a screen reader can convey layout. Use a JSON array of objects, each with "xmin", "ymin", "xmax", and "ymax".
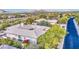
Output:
[
  {"xmin": 29, "ymin": 28, "xmax": 34, "ymax": 30},
  {"xmin": 20, "ymin": 23, "xmax": 24, "ymax": 27}
]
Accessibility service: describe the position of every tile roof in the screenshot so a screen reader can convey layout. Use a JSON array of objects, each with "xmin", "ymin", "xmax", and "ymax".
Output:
[{"xmin": 5, "ymin": 24, "xmax": 49, "ymax": 39}]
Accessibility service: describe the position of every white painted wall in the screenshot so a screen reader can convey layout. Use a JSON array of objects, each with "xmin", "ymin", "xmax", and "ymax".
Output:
[
  {"xmin": 6, "ymin": 33, "xmax": 37, "ymax": 44},
  {"xmin": 29, "ymin": 38, "xmax": 37, "ymax": 44},
  {"xmin": 6, "ymin": 34, "xmax": 18, "ymax": 40}
]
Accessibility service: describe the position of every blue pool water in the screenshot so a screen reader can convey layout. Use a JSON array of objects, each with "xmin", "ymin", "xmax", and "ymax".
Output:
[{"xmin": 63, "ymin": 17, "xmax": 79, "ymax": 49}]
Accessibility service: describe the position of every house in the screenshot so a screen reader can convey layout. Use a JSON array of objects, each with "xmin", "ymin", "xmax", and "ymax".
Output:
[
  {"xmin": 0, "ymin": 30, "xmax": 6, "ymax": 38},
  {"xmin": 8, "ymin": 15, "xmax": 16, "ymax": 19},
  {"xmin": 47, "ymin": 19, "xmax": 58, "ymax": 25},
  {"xmin": 35, "ymin": 18, "xmax": 46, "ymax": 22},
  {"xmin": 0, "ymin": 33, "xmax": 6, "ymax": 38},
  {"xmin": 5, "ymin": 24, "xmax": 49, "ymax": 44},
  {"xmin": 20, "ymin": 14, "xmax": 27, "ymax": 18},
  {"xmin": 59, "ymin": 24, "xmax": 66, "ymax": 30}
]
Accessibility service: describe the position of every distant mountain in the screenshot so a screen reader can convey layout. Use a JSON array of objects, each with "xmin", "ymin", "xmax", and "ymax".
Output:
[
  {"xmin": 0, "ymin": 10, "xmax": 7, "ymax": 13},
  {"xmin": 44, "ymin": 9, "xmax": 79, "ymax": 12},
  {"xmin": 0, "ymin": 9, "xmax": 79, "ymax": 13},
  {"xmin": 3, "ymin": 9, "xmax": 37, "ymax": 13}
]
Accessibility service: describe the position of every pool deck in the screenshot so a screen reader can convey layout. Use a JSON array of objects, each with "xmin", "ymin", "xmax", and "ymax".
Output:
[{"xmin": 57, "ymin": 38, "xmax": 64, "ymax": 49}]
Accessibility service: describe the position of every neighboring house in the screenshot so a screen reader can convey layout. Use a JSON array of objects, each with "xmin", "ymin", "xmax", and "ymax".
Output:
[
  {"xmin": 20, "ymin": 14, "xmax": 27, "ymax": 17},
  {"xmin": 0, "ymin": 30, "xmax": 6, "ymax": 38},
  {"xmin": 35, "ymin": 19, "xmax": 66, "ymax": 29},
  {"xmin": 0, "ymin": 20, "xmax": 3, "ymax": 23},
  {"xmin": 5, "ymin": 24, "xmax": 49, "ymax": 44},
  {"xmin": 8, "ymin": 15, "xmax": 16, "ymax": 19},
  {"xmin": 35, "ymin": 18, "xmax": 46, "ymax": 22},
  {"xmin": 59, "ymin": 24, "xmax": 66, "ymax": 30},
  {"xmin": 47, "ymin": 19, "xmax": 58, "ymax": 25},
  {"xmin": 0, "ymin": 33, "xmax": 6, "ymax": 38}
]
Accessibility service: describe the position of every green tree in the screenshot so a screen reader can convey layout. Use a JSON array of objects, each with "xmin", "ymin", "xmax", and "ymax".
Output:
[
  {"xmin": 24, "ymin": 17, "xmax": 34, "ymax": 24},
  {"xmin": 37, "ymin": 24, "xmax": 66, "ymax": 49},
  {"xmin": 58, "ymin": 15, "xmax": 69, "ymax": 24},
  {"xmin": 15, "ymin": 13, "xmax": 21, "ymax": 18},
  {"xmin": 0, "ymin": 38, "xmax": 22, "ymax": 48},
  {"xmin": 39, "ymin": 14, "xmax": 47, "ymax": 19},
  {"xmin": 2, "ymin": 15, "xmax": 8, "ymax": 19},
  {"xmin": 37, "ymin": 20, "xmax": 52, "ymax": 27},
  {"xmin": 0, "ymin": 22, "xmax": 10, "ymax": 30}
]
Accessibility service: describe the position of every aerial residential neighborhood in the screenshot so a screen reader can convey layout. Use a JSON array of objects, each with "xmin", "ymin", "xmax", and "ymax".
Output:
[{"xmin": 0, "ymin": 9, "xmax": 79, "ymax": 49}]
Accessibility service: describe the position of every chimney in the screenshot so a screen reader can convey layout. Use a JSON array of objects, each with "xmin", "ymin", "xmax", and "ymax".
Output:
[{"xmin": 20, "ymin": 23, "xmax": 24, "ymax": 27}]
